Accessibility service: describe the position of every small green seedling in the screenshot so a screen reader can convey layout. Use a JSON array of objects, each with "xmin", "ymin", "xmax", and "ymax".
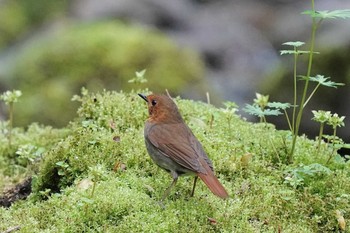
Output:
[
  {"xmin": 0, "ymin": 90, "xmax": 22, "ymax": 146},
  {"xmin": 221, "ymin": 101, "xmax": 238, "ymax": 130},
  {"xmin": 326, "ymin": 113, "xmax": 345, "ymax": 163},
  {"xmin": 128, "ymin": 69, "xmax": 147, "ymax": 85},
  {"xmin": 268, "ymin": 102, "xmax": 293, "ymax": 131},
  {"xmin": 83, "ymin": 164, "xmax": 108, "ymax": 216},
  {"xmin": 284, "ymin": 163, "xmax": 331, "ymax": 189},
  {"xmin": 312, "ymin": 110, "xmax": 331, "ymax": 154},
  {"xmin": 243, "ymin": 93, "xmax": 282, "ymax": 124},
  {"xmin": 311, "ymin": 110, "xmax": 346, "ymax": 162}
]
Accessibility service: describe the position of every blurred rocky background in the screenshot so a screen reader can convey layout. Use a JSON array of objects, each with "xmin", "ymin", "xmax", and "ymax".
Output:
[{"xmin": 0, "ymin": 0, "xmax": 349, "ymax": 147}]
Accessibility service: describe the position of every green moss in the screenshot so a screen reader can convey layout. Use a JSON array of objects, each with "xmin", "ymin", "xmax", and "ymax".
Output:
[
  {"xmin": 9, "ymin": 21, "xmax": 205, "ymax": 127},
  {"xmin": 0, "ymin": 122, "xmax": 69, "ymax": 192},
  {"xmin": 1, "ymin": 90, "xmax": 349, "ymax": 232}
]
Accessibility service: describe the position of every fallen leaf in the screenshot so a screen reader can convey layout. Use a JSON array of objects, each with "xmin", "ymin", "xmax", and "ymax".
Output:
[
  {"xmin": 110, "ymin": 121, "xmax": 116, "ymax": 130},
  {"xmin": 77, "ymin": 178, "xmax": 93, "ymax": 191},
  {"xmin": 335, "ymin": 210, "xmax": 346, "ymax": 231},
  {"xmin": 207, "ymin": 217, "xmax": 217, "ymax": 225},
  {"xmin": 241, "ymin": 153, "xmax": 253, "ymax": 167},
  {"xmin": 114, "ymin": 161, "xmax": 126, "ymax": 172}
]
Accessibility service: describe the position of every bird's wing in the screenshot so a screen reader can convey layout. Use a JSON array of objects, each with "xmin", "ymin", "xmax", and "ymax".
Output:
[{"xmin": 146, "ymin": 123, "xmax": 211, "ymax": 174}]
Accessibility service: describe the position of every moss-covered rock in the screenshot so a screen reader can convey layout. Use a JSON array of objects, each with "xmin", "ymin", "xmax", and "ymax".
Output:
[
  {"xmin": 9, "ymin": 21, "xmax": 205, "ymax": 127},
  {"xmin": 1, "ymin": 90, "xmax": 349, "ymax": 232}
]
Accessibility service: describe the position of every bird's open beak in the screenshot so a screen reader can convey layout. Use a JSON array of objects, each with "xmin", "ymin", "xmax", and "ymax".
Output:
[{"xmin": 138, "ymin": 93, "xmax": 148, "ymax": 102}]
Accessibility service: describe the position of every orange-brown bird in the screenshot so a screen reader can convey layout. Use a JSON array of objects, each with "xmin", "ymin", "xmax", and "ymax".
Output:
[{"xmin": 138, "ymin": 93, "xmax": 229, "ymax": 201}]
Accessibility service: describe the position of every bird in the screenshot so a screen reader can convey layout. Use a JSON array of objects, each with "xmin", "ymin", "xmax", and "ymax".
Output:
[{"xmin": 138, "ymin": 93, "xmax": 229, "ymax": 201}]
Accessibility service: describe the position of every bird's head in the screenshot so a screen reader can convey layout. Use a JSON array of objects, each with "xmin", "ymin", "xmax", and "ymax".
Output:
[{"xmin": 138, "ymin": 93, "xmax": 183, "ymax": 123}]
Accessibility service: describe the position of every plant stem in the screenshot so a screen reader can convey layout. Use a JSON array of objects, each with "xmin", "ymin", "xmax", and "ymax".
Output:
[
  {"xmin": 316, "ymin": 122, "xmax": 324, "ymax": 155},
  {"xmin": 268, "ymin": 136, "xmax": 281, "ymax": 163},
  {"xmin": 91, "ymin": 181, "xmax": 96, "ymax": 197},
  {"xmin": 284, "ymin": 109, "xmax": 293, "ymax": 132},
  {"xmin": 331, "ymin": 127, "xmax": 337, "ymax": 155},
  {"xmin": 292, "ymin": 47, "xmax": 299, "ymax": 134},
  {"xmin": 9, "ymin": 102, "xmax": 13, "ymax": 147},
  {"xmin": 209, "ymin": 114, "xmax": 214, "ymax": 129},
  {"xmin": 303, "ymin": 83, "xmax": 320, "ymax": 108},
  {"xmin": 84, "ymin": 181, "xmax": 96, "ymax": 216},
  {"xmin": 326, "ymin": 127, "xmax": 337, "ymax": 164},
  {"xmin": 289, "ymin": 0, "xmax": 318, "ymax": 162}
]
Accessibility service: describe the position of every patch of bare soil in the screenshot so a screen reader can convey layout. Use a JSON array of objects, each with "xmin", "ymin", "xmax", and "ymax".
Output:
[{"xmin": 0, "ymin": 177, "xmax": 32, "ymax": 208}]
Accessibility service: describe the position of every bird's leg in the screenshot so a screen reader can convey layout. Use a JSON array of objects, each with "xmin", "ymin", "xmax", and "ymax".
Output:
[
  {"xmin": 161, "ymin": 172, "xmax": 178, "ymax": 201},
  {"xmin": 190, "ymin": 176, "xmax": 198, "ymax": 197}
]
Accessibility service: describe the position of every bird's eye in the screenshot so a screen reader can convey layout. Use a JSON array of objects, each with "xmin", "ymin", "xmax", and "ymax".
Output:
[{"xmin": 151, "ymin": 99, "xmax": 157, "ymax": 106}]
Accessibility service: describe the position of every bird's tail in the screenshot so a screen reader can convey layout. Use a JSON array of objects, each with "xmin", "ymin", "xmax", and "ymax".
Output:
[{"xmin": 197, "ymin": 159, "xmax": 229, "ymax": 199}]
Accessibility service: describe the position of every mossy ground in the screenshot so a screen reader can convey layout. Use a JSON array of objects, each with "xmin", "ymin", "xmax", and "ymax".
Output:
[{"xmin": 0, "ymin": 90, "xmax": 349, "ymax": 232}]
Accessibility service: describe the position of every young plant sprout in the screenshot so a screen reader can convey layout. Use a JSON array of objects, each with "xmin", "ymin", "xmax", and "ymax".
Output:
[
  {"xmin": 326, "ymin": 113, "xmax": 345, "ymax": 163},
  {"xmin": 0, "ymin": 90, "xmax": 22, "ymax": 146},
  {"xmin": 243, "ymin": 93, "xmax": 282, "ymax": 124},
  {"xmin": 311, "ymin": 110, "xmax": 331, "ymax": 155}
]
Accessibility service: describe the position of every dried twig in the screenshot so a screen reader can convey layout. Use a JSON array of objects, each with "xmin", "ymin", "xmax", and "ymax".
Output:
[
  {"xmin": 206, "ymin": 92, "xmax": 211, "ymax": 105},
  {"xmin": 165, "ymin": 89, "xmax": 172, "ymax": 98},
  {"xmin": 2, "ymin": 226, "xmax": 21, "ymax": 233}
]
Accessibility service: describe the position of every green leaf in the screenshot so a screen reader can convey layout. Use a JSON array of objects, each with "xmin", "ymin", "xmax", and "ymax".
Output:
[
  {"xmin": 303, "ymin": 163, "xmax": 331, "ymax": 176},
  {"xmin": 136, "ymin": 69, "xmax": 146, "ymax": 78},
  {"xmin": 280, "ymin": 50, "xmax": 318, "ymax": 56},
  {"xmin": 285, "ymin": 163, "xmax": 332, "ymax": 184},
  {"xmin": 280, "ymin": 41, "xmax": 318, "ymax": 56},
  {"xmin": 262, "ymin": 108, "xmax": 283, "ymax": 116},
  {"xmin": 311, "ymin": 110, "xmax": 331, "ymax": 123},
  {"xmin": 222, "ymin": 101, "xmax": 238, "ymax": 109},
  {"xmin": 0, "ymin": 90, "xmax": 22, "ymax": 105},
  {"xmin": 56, "ymin": 161, "xmax": 69, "ymax": 168},
  {"xmin": 342, "ymin": 143, "xmax": 350, "ymax": 149},
  {"xmin": 280, "ymin": 50, "xmax": 296, "ymax": 55},
  {"xmin": 254, "ymin": 93, "xmax": 269, "ymax": 109},
  {"xmin": 243, "ymin": 104, "xmax": 282, "ymax": 117},
  {"xmin": 302, "ymin": 10, "xmax": 350, "ymax": 19},
  {"xmin": 128, "ymin": 69, "xmax": 148, "ymax": 84},
  {"xmin": 267, "ymin": 102, "xmax": 292, "ymax": 110},
  {"xmin": 80, "ymin": 197, "xmax": 94, "ymax": 204},
  {"xmin": 221, "ymin": 101, "xmax": 238, "ymax": 115},
  {"xmin": 282, "ymin": 41, "xmax": 305, "ymax": 47},
  {"xmin": 299, "ymin": 75, "xmax": 345, "ymax": 88},
  {"xmin": 278, "ymin": 190, "xmax": 295, "ymax": 201},
  {"xmin": 327, "ymin": 113, "xmax": 346, "ymax": 129}
]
